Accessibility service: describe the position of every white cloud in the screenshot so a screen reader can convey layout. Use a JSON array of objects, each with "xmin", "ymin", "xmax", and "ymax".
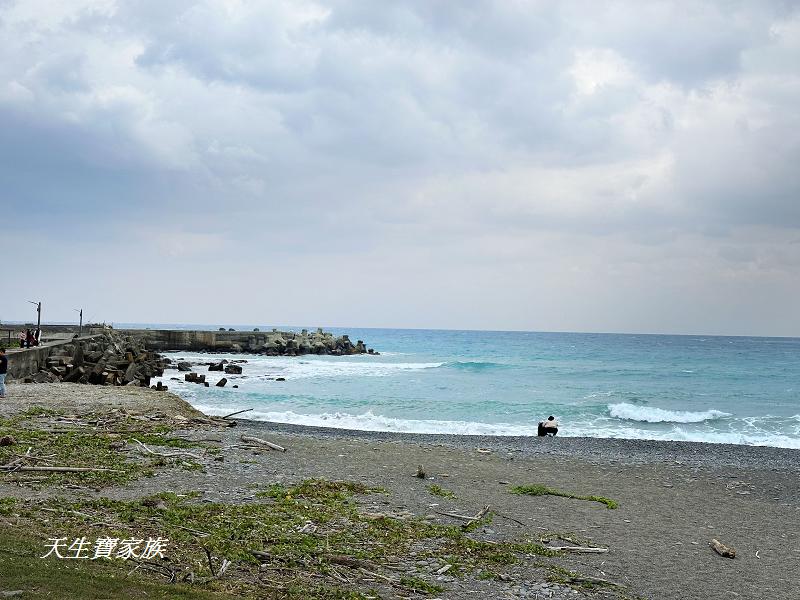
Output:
[{"xmin": 1, "ymin": 0, "xmax": 799, "ymax": 334}]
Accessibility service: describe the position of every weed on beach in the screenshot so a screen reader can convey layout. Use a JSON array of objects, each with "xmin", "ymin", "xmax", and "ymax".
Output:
[
  {"xmin": 0, "ymin": 408, "xmax": 208, "ymax": 487},
  {"xmin": 427, "ymin": 483, "xmax": 457, "ymax": 499},
  {"xmin": 511, "ymin": 484, "xmax": 619, "ymax": 509},
  {"xmin": 0, "ymin": 478, "xmax": 608, "ymax": 599}
]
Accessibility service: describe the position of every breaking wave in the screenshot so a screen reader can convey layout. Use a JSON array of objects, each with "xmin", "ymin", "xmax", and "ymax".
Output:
[{"xmin": 608, "ymin": 403, "xmax": 731, "ymax": 423}]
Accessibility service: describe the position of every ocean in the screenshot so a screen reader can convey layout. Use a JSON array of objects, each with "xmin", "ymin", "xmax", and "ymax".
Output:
[{"xmin": 141, "ymin": 326, "xmax": 800, "ymax": 449}]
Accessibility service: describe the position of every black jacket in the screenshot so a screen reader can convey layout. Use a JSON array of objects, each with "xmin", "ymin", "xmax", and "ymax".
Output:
[{"xmin": 0, "ymin": 354, "xmax": 7, "ymax": 375}]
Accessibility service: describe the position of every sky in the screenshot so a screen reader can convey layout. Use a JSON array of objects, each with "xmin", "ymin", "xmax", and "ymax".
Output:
[{"xmin": 1, "ymin": 0, "xmax": 799, "ymax": 336}]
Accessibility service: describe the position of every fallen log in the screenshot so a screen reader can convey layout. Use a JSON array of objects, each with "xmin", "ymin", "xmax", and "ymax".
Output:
[{"xmin": 240, "ymin": 435, "xmax": 286, "ymax": 452}]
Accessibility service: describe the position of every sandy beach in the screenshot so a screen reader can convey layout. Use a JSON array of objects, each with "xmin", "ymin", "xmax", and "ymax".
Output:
[{"xmin": 0, "ymin": 382, "xmax": 798, "ymax": 599}]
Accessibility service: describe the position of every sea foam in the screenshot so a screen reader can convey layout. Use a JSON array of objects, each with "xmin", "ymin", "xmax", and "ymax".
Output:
[{"xmin": 608, "ymin": 402, "xmax": 731, "ymax": 423}]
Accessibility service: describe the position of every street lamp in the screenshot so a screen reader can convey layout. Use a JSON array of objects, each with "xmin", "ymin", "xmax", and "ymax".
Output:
[
  {"xmin": 75, "ymin": 308, "xmax": 83, "ymax": 337},
  {"xmin": 27, "ymin": 301, "xmax": 41, "ymax": 332}
]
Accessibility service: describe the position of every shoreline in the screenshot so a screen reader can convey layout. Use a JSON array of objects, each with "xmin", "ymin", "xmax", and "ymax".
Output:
[{"xmin": 239, "ymin": 418, "xmax": 800, "ymax": 473}]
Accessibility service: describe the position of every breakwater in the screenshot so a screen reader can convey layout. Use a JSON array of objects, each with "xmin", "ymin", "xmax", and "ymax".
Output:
[{"xmin": 117, "ymin": 328, "xmax": 377, "ymax": 356}]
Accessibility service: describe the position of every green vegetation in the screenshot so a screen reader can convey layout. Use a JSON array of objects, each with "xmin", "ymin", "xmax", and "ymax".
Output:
[
  {"xmin": 0, "ymin": 409, "xmax": 208, "ymax": 487},
  {"xmin": 511, "ymin": 484, "xmax": 619, "ymax": 509},
  {"xmin": 0, "ymin": 531, "xmax": 229, "ymax": 600},
  {"xmin": 0, "ymin": 479, "xmax": 582, "ymax": 598},
  {"xmin": 398, "ymin": 576, "xmax": 444, "ymax": 594},
  {"xmin": 428, "ymin": 484, "xmax": 457, "ymax": 499}
]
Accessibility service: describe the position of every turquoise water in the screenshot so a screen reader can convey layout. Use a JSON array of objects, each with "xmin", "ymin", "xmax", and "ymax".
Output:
[{"xmin": 143, "ymin": 327, "xmax": 800, "ymax": 449}]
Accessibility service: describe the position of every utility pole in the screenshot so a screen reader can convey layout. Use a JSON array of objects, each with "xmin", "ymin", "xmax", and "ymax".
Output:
[{"xmin": 28, "ymin": 300, "xmax": 41, "ymax": 331}]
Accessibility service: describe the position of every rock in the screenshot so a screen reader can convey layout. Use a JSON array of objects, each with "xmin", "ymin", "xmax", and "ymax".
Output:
[
  {"xmin": 275, "ymin": 377, "xmax": 286, "ymax": 381},
  {"xmin": 224, "ymin": 364, "xmax": 242, "ymax": 375},
  {"xmin": 232, "ymin": 384, "xmax": 239, "ymax": 388},
  {"xmin": 123, "ymin": 362, "xmax": 139, "ymax": 384},
  {"xmin": 216, "ymin": 378, "xmax": 228, "ymax": 387},
  {"xmin": 32, "ymin": 371, "xmax": 58, "ymax": 383},
  {"xmin": 0, "ymin": 436, "xmax": 16, "ymax": 447},
  {"xmin": 208, "ymin": 362, "xmax": 224, "ymax": 372},
  {"xmin": 177, "ymin": 362, "xmax": 192, "ymax": 372}
]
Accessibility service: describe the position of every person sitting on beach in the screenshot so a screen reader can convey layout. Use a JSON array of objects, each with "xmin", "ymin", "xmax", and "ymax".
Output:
[{"xmin": 537, "ymin": 415, "xmax": 559, "ymax": 437}]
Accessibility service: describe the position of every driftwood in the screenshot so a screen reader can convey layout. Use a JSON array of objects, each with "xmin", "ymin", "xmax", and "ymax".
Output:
[
  {"xmin": 222, "ymin": 408, "xmax": 253, "ymax": 419},
  {"xmin": 710, "ymin": 539, "xmax": 736, "ymax": 558},
  {"xmin": 567, "ymin": 575, "xmax": 620, "ymax": 587},
  {"xmin": 240, "ymin": 435, "xmax": 286, "ymax": 452},
  {"xmin": 0, "ymin": 466, "xmax": 122, "ymax": 473},
  {"xmin": 130, "ymin": 439, "xmax": 203, "ymax": 460},
  {"xmin": 436, "ymin": 505, "xmax": 491, "ymax": 526},
  {"xmin": 548, "ymin": 546, "xmax": 609, "ymax": 553}
]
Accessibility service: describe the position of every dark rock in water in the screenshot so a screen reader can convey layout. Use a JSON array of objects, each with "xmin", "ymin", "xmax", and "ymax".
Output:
[
  {"xmin": 232, "ymin": 384, "xmax": 239, "ymax": 388},
  {"xmin": 216, "ymin": 377, "xmax": 228, "ymax": 387},
  {"xmin": 275, "ymin": 377, "xmax": 286, "ymax": 381},
  {"xmin": 228, "ymin": 328, "xmax": 235, "ymax": 332},
  {"xmin": 219, "ymin": 327, "xmax": 226, "ymax": 331},
  {"xmin": 208, "ymin": 361, "xmax": 224, "ymax": 372},
  {"xmin": 177, "ymin": 362, "xmax": 192, "ymax": 372},
  {"xmin": 224, "ymin": 364, "xmax": 243, "ymax": 374},
  {"xmin": 203, "ymin": 382, "xmax": 210, "ymax": 387}
]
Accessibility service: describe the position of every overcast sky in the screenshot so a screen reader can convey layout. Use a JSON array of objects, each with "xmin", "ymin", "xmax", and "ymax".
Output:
[{"xmin": 2, "ymin": 1, "xmax": 799, "ymax": 336}]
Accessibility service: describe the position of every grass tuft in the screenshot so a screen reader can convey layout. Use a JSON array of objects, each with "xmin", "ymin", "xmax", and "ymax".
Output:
[
  {"xmin": 428, "ymin": 484, "xmax": 456, "ymax": 499},
  {"xmin": 511, "ymin": 484, "xmax": 618, "ymax": 509}
]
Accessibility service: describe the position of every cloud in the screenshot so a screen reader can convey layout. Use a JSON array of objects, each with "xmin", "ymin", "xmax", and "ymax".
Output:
[{"xmin": 1, "ymin": 0, "xmax": 799, "ymax": 334}]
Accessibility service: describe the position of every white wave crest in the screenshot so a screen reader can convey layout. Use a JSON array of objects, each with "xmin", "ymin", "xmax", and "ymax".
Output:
[
  {"xmin": 198, "ymin": 407, "xmax": 539, "ymax": 436},
  {"xmin": 608, "ymin": 403, "xmax": 731, "ymax": 423},
  {"xmin": 190, "ymin": 406, "xmax": 800, "ymax": 448},
  {"xmin": 162, "ymin": 352, "xmax": 443, "ymax": 380}
]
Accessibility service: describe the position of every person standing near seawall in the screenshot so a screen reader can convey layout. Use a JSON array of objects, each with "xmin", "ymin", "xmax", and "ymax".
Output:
[{"xmin": 0, "ymin": 348, "xmax": 7, "ymax": 398}]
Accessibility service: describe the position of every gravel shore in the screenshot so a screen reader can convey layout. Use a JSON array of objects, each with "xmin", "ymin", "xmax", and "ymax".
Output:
[{"xmin": 2, "ymin": 383, "xmax": 798, "ymax": 599}]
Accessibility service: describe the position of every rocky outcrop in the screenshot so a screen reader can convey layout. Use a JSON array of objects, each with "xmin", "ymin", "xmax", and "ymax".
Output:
[{"xmin": 246, "ymin": 328, "xmax": 377, "ymax": 357}]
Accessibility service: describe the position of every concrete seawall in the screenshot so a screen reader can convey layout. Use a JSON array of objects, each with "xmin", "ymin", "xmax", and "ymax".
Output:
[{"xmin": 5, "ymin": 335, "xmax": 101, "ymax": 380}]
